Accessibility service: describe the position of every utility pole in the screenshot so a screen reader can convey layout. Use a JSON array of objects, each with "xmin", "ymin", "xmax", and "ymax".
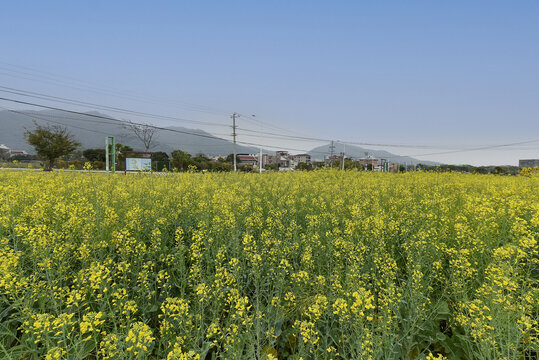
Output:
[
  {"xmin": 341, "ymin": 142, "xmax": 346, "ymax": 170},
  {"xmin": 251, "ymin": 114, "xmax": 262, "ymax": 174},
  {"xmin": 329, "ymin": 140, "xmax": 335, "ymax": 168},
  {"xmin": 231, "ymin": 112, "xmax": 239, "ymax": 171}
]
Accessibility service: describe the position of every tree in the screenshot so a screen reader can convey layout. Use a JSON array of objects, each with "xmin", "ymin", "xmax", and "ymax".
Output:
[
  {"xmin": 25, "ymin": 124, "xmax": 80, "ymax": 170},
  {"xmin": 151, "ymin": 151, "xmax": 169, "ymax": 171},
  {"xmin": 296, "ymin": 162, "xmax": 312, "ymax": 171},
  {"xmin": 64, "ymin": 150, "xmax": 85, "ymax": 161},
  {"xmin": 171, "ymin": 150, "xmax": 193, "ymax": 171},
  {"xmin": 114, "ymin": 144, "xmax": 134, "ymax": 171},
  {"xmin": 190, "ymin": 153, "xmax": 210, "ymax": 171},
  {"xmin": 83, "ymin": 148, "xmax": 106, "ymax": 162},
  {"xmin": 126, "ymin": 121, "xmax": 157, "ymax": 152},
  {"xmin": 9, "ymin": 154, "xmax": 39, "ymax": 161},
  {"xmin": 210, "ymin": 161, "xmax": 233, "ymax": 172},
  {"xmin": 225, "ymin": 153, "xmax": 240, "ymax": 163},
  {"xmin": 115, "ymin": 143, "xmax": 133, "ymax": 153},
  {"xmin": 151, "ymin": 151, "xmax": 169, "ymax": 162}
]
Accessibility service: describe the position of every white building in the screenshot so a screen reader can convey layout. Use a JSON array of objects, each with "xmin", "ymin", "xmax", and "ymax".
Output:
[{"xmin": 0, "ymin": 144, "xmax": 10, "ymax": 160}]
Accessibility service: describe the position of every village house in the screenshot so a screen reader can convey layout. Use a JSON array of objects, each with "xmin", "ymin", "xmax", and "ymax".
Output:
[
  {"xmin": 237, "ymin": 154, "xmax": 259, "ymax": 168},
  {"xmin": 294, "ymin": 154, "xmax": 311, "ymax": 165},
  {"xmin": 275, "ymin": 151, "xmax": 292, "ymax": 170}
]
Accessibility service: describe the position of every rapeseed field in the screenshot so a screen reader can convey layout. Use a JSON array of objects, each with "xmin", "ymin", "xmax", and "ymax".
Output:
[{"xmin": 0, "ymin": 170, "xmax": 537, "ymax": 359}]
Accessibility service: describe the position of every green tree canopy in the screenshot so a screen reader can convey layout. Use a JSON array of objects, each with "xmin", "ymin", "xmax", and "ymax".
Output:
[
  {"xmin": 171, "ymin": 150, "xmax": 193, "ymax": 171},
  {"xmin": 25, "ymin": 124, "xmax": 80, "ymax": 170},
  {"xmin": 83, "ymin": 148, "xmax": 106, "ymax": 162},
  {"xmin": 296, "ymin": 162, "xmax": 312, "ymax": 171},
  {"xmin": 151, "ymin": 151, "xmax": 170, "ymax": 171},
  {"xmin": 225, "ymin": 154, "xmax": 240, "ymax": 163}
]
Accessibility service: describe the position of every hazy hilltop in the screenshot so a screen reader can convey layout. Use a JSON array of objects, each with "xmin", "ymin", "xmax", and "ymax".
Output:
[{"xmin": 0, "ymin": 109, "xmax": 261, "ymax": 156}]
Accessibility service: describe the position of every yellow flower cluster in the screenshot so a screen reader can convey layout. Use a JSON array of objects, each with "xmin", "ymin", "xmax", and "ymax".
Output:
[
  {"xmin": 0, "ymin": 170, "xmax": 537, "ymax": 358},
  {"xmin": 166, "ymin": 341, "xmax": 201, "ymax": 360},
  {"xmin": 125, "ymin": 321, "xmax": 155, "ymax": 356},
  {"xmin": 80, "ymin": 312, "xmax": 105, "ymax": 339}
]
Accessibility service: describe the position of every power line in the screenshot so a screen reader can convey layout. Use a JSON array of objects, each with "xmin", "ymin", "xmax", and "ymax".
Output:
[
  {"xmin": 0, "ymin": 105, "xmax": 113, "ymax": 136},
  {"xmin": 237, "ymin": 112, "xmax": 308, "ymax": 137},
  {"xmin": 2, "ymin": 85, "xmax": 323, "ymax": 144},
  {"xmin": 1, "ymin": 86, "xmax": 347, "ymax": 148},
  {"xmin": 0, "ymin": 94, "xmax": 358, "ymax": 157},
  {"xmin": 0, "ymin": 97, "xmax": 322, "ymax": 153},
  {"xmin": 0, "ymin": 97, "xmax": 235, "ymax": 143},
  {"xmin": 0, "ymin": 105, "xmax": 248, "ymax": 156},
  {"xmin": 0, "ymin": 86, "xmax": 231, "ymax": 128},
  {"xmin": 8, "ymin": 102, "xmax": 535, "ymax": 161},
  {"xmin": 232, "ymin": 115, "xmax": 530, "ymax": 151},
  {"xmin": 0, "ymin": 62, "xmax": 232, "ymax": 116},
  {"xmin": 404, "ymin": 139, "xmax": 539, "ymax": 158},
  {"xmin": 2, "ymin": 94, "xmax": 537, "ymax": 160},
  {"xmin": 2, "ymin": 63, "xmax": 538, "ymax": 157},
  {"xmin": 236, "ymin": 127, "xmax": 327, "ymax": 142},
  {"xmin": 0, "ymin": 89, "xmax": 445, "ymax": 150},
  {"xmin": 6, "ymin": 85, "xmax": 530, "ymax": 152}
]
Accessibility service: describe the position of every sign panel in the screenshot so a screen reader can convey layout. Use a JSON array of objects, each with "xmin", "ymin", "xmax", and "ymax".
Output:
[{"xmin": 126, "ymin": 158, "xmax": 151, "ymax": 171}]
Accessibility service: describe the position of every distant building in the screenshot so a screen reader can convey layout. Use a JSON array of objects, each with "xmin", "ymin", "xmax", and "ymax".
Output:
[
  {"xmin": 389, "ymin": 163, "xmax": 399, "ymax": 172},
  {"xmin": 519, "ymin": 159, "xmax": 539, "ymax": 169},
  {"xmin": 325, "ymin": 154, "xmax": 343, "ymax": 166},
  {"xmin": 275, "ymin": 151, "xmax": 292, "ymax": 169},
  {"xmin": 9, "ymin": 150, "xmax": 28, "ymax": 157},
  {"xmin": 210, "ymin": 155, "xmax": 225, "ymax": 162},
  {"xmin": 358, "ymin": 153, "xmax": 395, "ymax": 171},
  {"xmin": 261, "ymin": 154, "xmax": 275, "ymax": 168},
  {"xmin": 359, "ymin": 153, "xmax": 378, "ymax": 169},
  {"xmin": 237, "ymin": 154, "xmax": 258, "ymax": 168},
  {"xmin": 0, "ymin": 144, "xmax": 10, "ymax": 160},
  {"xmin": 0, "ymin": 144, "xmax": 29, "ymax": 159},
  {"xmin": 294, "ymin": 154, "xmax": 311, "ymax": 165}
]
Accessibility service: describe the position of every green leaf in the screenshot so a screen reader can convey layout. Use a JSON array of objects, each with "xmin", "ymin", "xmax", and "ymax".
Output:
[
  {"xmin": 436, "ymin": 332, "xmax": 446, "ymax": 342},
  {"xmin": 437, "ymin": 301, "xmax": 450, "ymax": 316}
]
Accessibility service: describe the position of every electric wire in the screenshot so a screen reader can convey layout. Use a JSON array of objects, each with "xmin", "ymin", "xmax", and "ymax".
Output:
[
  {"xmin": 0, "ymin": 62, "xmax": 232, "ymax": 115},
  {"xmin": 0, "ymin": 86, "xmax": 231, "ymax": 128},
  {"xmin": 5, "ymin": 86, "xmax": 522, "ymax": 152},
  {"xmin": 2, "ymin": 95, "xmax": 537, "ymax": 160},
  {"xmin": 0, "ymin": 97, "xmax": 234, "ymax": 143},
  {"xmin": 0, "ymin": 105, "xmax": 242, "ymax": 153},
  {"xmin": 3, "ymin": 63, "xmax": 538, "ymax": 155}
]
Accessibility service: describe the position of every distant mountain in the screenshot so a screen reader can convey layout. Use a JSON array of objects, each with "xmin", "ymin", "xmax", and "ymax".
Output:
[
  {"xmin": 1, "ymin": 109, "xmax": 441, "ymax": 164},
  {"xmin": 0, "ymin": 109, "xmax": 262, "ymax": 156},
  {"xmin": 308, "ymin": 143, "xmax": 439, "ymax": 166}
]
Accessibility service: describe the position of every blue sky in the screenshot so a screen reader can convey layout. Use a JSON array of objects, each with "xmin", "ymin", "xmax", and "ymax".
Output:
[{"xmin": 1, "ymin": 0, "xmax": 538, "ymax": 165}]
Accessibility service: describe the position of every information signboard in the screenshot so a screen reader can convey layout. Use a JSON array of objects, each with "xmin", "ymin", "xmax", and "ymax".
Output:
[{"xmin": 126, "ymin": 158, "xmax": 151, "ymax": 171}]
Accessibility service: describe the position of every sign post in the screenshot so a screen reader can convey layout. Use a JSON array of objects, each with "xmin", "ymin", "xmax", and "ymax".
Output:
[{"xmin": 105, "ymin": 136, "xmax": 115, "ymax": 173}]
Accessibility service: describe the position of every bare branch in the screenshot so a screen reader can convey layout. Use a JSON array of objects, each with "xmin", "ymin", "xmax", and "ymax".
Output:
[{"xmin": 126, "ymin": 121, "xmax": 158, "ymax": 152}]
